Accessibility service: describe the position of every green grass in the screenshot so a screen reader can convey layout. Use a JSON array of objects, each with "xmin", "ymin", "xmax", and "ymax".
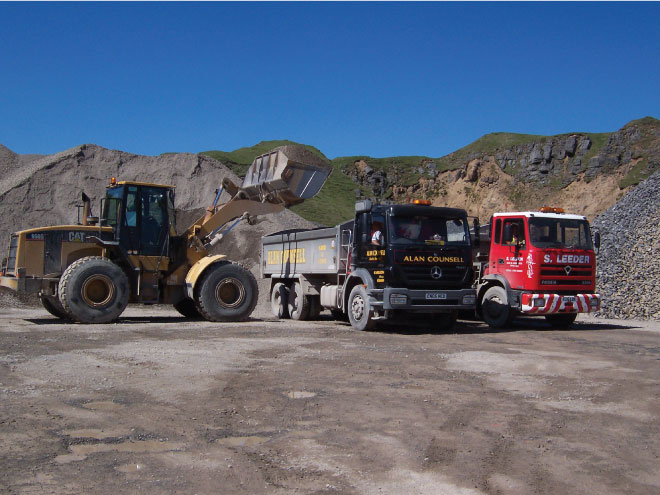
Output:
[{"xmin": 619, "ymin": 159, "xmax": 660, "ymax": 189}]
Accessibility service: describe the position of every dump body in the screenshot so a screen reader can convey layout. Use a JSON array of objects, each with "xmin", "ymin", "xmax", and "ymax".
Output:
[
  {"xmin": 474, "ymin": 209, "xmax": 600, "ymax": 328},
  {"xmin": 262, "ymin": 201, "xmax": 476, "ymax": 330}
]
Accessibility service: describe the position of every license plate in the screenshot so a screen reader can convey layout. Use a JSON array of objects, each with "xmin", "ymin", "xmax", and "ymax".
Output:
[
  {"xmin": 563, "ymin": 296, "xmax": 577, "ymax": 303},
  {"xmin": 426, "ymin": 292, "xmax": 447, "ymax": 300}
]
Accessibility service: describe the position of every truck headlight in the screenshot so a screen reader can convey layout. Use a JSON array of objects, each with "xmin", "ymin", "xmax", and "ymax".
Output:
[
  {"xmin": 590, "ymin": 299, "xmax": 599, "ymax": 308},
  {"xmin": 389, "ymin": 293, "xmax": 407, "ymax": 305},
  {"xmin": 533, "ymin": 297, "xmax": 546, "ymax": 307},
  {"xmin": 462, "ymin": 294, "xmax": 476, "ymax": 305}
]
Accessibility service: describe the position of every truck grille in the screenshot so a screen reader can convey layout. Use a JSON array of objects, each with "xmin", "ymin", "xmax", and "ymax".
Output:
[
  {"xmin": 396, "ymin": 265, "xmax": 470, "ymax": 289},
  {"xmin": 540, "ymin": 263, "xmax": 593, "ymax": 287},
  {"xmin": 6, "ymin": 235, "xmax": 18, "ymax": 273}
]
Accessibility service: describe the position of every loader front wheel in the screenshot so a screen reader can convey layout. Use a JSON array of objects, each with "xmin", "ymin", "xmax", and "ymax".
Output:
[
  {"xmin": 196, "ymin": 262, "xmax": 258, "ymax": 322},
  {"xmin": 58, "ymin": 256, "xmax": 129, "ymax": 324}
]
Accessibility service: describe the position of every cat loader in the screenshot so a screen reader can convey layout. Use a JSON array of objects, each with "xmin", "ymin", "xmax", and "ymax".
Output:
[{"xmin": 0, "ymin": 145, "xmax": 331, "ymax": 323}]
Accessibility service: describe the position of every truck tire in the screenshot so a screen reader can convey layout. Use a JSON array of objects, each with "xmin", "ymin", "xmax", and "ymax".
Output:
[
  {"xmin": 307, "ymin": 295, "xmax": 321, "ymax": 320},
  {"xmin": 39, "ymin": 294, "xmax": 70, "ymax": 320},
  {"xmin": 348, "ymin": 285, "xmax": 375, "ymax": 331},
  {"xmin": 270, "ymin": 282, "xmax": 290, "ymax": 319},
  {"xmin": 287, "ymin": 281, "xmax": 309, "ymax": 320},
  {"xmin": 195, "ymin": 262, "xmax": 258, "ymax": 322},
  {"xmin": 173, "ymin": 298, "xmax": 201, "ymax": 319},
  {"xmin": 58, "ymin": 256, "xmax": 129, "ymax": 324},
  {"xmin": 481, "ymin": 286, "xmax": 513, "ymax": 329},
  {"xmin": 545, "ymin": 313, "xmax": 577, "ymax": 329}
]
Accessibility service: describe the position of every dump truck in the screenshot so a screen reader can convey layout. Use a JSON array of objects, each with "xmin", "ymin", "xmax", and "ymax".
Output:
[
  {"xmin": 261, "ymin": 199, "xmax": 477, "ymax": 330},
  {"xmin": 0, "ymin": 145, "xmax": 331, "ymax": 323},
  {"xmin": 473, "ymin": 207, "xmax": 601, "ymax": 329}
]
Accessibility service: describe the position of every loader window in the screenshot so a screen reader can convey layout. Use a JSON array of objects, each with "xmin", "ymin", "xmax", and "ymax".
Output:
[
  {"xmin": 140, "ymin": 187, "xmax": 169, "ymax": 256},
  {"xmin": 103, "ymin": 187, "xmax": 123, "ymax": 228}
]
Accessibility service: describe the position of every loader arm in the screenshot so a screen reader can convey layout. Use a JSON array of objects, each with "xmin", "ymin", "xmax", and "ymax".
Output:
[{"xmin": 185, "ymin": 145, "xmax": 332, "ymax": 250}]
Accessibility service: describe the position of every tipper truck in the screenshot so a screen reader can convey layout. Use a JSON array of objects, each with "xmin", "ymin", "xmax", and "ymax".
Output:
[
  {"xmin": 261, "ymin": 199, "xmax": 477, "ymax": 330},
  {"xmin": 474, "ymin": 207, "xmax": 601, "ymax": 329},
  {"xmin": 0, "ymin": 145, "xmax": 331, "ymax": 323}
]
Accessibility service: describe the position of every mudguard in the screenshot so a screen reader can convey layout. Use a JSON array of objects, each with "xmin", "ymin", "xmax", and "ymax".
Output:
[{"xmin": 185, "ymin": 255, "xmax": 227, "ymax": 299}]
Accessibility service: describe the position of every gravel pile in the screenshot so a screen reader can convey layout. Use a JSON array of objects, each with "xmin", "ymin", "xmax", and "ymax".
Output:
[{"xmin": 593, "ymin": 171, "xmax": 660, "ymax": 319}]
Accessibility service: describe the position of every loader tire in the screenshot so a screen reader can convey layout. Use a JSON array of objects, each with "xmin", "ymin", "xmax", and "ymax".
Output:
[
  {"xmin": 270, "ymin": 282, "xmax": 290, "ymax": 319},
  {"xmin": 173, "ymin": 298, "xmax": 201, "ymax": 319},
  {"xmin": 40, "ymin": 294, "xmax": 71, "ymax": 320},
  {"xmin": 287, "ymin": 281, "xmax": 309, "ymax": 321},
  {"xmin": 481, "ymin": 286, "xmax": 513, "ymax": 329},
  {"xmin": 58, "ymin": 256, "xmax": 129, "ymax": 324},
  {"xmin": 196, "ymin": 262, "xmax": 258, "ymax": 322}
]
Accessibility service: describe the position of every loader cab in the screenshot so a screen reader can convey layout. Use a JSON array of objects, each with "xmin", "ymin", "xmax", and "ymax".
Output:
[{"xmin": 103, "ymin": 181, "xmax": 175, "ymax": 257}]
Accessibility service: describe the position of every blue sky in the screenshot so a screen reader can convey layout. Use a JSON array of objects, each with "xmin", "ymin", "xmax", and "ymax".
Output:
[{"xmin": 1, "ymin": 2, "xmax": 659, "ymax": 159}]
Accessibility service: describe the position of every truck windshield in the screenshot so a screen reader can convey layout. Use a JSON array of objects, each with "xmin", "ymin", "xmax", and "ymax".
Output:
[
  {"xmin": 389, "ymin": 216, "xmax": 470, "ymax": 246},
  {"xmin": 529, "ymin": 217, "xmax": 593, "ymax": 250}
]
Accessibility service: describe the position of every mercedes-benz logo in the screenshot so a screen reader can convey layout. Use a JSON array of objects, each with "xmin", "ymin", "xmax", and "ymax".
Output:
[
  {"xmin": 430, "ymin": 266, "xmax": 442, "ymax": 279},
  {"xmin": 564, "ymin": 265, "xmax": 572, "ymax": 275}
]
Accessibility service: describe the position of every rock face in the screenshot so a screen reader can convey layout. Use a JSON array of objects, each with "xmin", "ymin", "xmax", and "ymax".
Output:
[
  {"xmin": 0, "ymin": 144, "xmax": 315, "ymax": 269},
  {"xmin": 592, "ymin": 170, "xmax": 660, "ymax": 319}
]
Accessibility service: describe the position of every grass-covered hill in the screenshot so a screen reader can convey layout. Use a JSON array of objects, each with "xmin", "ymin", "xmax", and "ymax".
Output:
[{"xmin": 201, "ymin": 117, "xmax": 660, "ymax": 226}]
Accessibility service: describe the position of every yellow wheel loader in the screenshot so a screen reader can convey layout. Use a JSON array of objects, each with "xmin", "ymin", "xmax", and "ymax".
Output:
[{"xmin": 0, "ymin": 145, "xmax": 331, "ymax": 323}]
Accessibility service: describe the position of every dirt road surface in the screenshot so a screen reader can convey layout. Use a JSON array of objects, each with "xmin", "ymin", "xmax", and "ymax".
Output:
[{"xmin": 1, "ymin": 305, "xmax": 659, "ymax": 495}]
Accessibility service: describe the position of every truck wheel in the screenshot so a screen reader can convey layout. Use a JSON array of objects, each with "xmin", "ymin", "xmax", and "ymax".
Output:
[
  {"xmin": 481, "ymin": 286, "xmax": 512, "ymax": 329},
  {"xmin": 173, "ymin": 298, "xmax": 201, "ymax": 319},
  {"xmin": 270, "ymin": 282, "xmax": 290, "ymax": 319},
  {"xmin": 39, "ymin": 294, "xmax": 70, "ymax": 320},
  {"xmin": 307, "ymin": 295, "xmax": 321, "ymax": 320},
  {"xmin": 58, "ymin": 256, "xmax": 129, "ymax": 324},
  {"xmin": 545, "ymin": 313, "xmax": 577, "ymax": 329},
  {"xmin": 348, "ymin": 285, "xmax": 375, "ymax": 331},
  {"xmin": 196, "ymin": 262, "xmax": 258, "ymax": 322},
  {"xmin": 287, "ymin": 281, "xmax": 309, "ymax": 320}
]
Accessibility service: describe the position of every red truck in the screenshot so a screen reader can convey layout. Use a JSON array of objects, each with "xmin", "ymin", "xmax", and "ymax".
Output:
[{"xmin": 474, "ymin": 207, "xmax": 601, "ymax": 328}]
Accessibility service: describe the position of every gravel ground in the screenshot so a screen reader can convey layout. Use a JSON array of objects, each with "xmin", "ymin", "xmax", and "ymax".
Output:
[{"xmin": 1, "ymin": 305, "xmax": 659, "ymax": 495}]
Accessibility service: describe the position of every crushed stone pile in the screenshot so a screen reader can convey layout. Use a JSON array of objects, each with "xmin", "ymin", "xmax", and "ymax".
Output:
[{"xmin": 593, "ymin": 170, "xmax": 660, "ymax": 319}]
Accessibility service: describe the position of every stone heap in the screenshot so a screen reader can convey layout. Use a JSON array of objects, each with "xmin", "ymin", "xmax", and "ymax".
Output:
[{"xmin": 592, "ymin": 170, "xmax": 660, "ymax": 319}]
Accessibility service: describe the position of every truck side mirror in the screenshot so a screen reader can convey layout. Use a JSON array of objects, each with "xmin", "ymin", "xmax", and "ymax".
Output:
[
  {"xmin": 594, "ymin": 231, "xmax": 601, "ymax": 251},
  {"xmin": 503, "ymin": 224, "xmax": 512, "ymax": 243}
]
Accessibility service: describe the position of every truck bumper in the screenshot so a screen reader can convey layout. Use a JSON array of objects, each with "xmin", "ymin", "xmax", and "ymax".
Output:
[
  {"xmin": 520, "ymin": 293, "xmax": 600, "ymax": 314},
  {"xmin": 369, "ymin": 287, "xmax": 476, "ymax": 312}
]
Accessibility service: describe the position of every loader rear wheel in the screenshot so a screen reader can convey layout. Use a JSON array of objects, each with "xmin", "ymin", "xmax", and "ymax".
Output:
[
  {"xmin": 40, "ymin": 294, "xmax": 70, "ymax": 320},
  {"xmin": 287, "ymin": 281, "xmax": 309, "ymax": 321},
  {"xmin": 545, "ymin": 313, "xmax": 577, "ymax": 329},
  {"xmin": 270, "ymin": 282, "xmax": 290, "ymax": 319},
  {"xmin": 481, "ymin": 286, "xmax": 513, "ymax": 329},
  {"xmin": 196, "ymin": 262, "xmax": 258, "ymax": 322},
  {"xmin": 173, "ymin": 298, "xmax": 201, "ymax": 319},
  {"xmin": 58, "ymin": 256, "xmax": 129, "ymax": 324}
]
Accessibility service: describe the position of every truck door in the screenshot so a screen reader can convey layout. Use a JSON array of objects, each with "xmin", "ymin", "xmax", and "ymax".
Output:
[
  {"xmin": 491, "ymin": 216, "xmax": 528, "ymax": 289},
  {"xmin": 354, "ymin": 212, "xmax": 386, "ymax": 268}
]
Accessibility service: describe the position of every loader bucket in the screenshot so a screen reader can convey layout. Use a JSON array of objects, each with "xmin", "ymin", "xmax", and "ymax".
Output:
[{"xmin": 237, "ymin": 145, "xmax": 332, "ymax": 207}]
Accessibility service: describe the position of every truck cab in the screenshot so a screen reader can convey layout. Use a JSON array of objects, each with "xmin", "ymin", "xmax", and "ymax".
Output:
[
  {"xmin": 348, "ymin": 199, "xmax": 476, "ymax": 328},
  {"xmin": 475, "ymin": 207, "xmax": 601, "ymax": 328}
]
